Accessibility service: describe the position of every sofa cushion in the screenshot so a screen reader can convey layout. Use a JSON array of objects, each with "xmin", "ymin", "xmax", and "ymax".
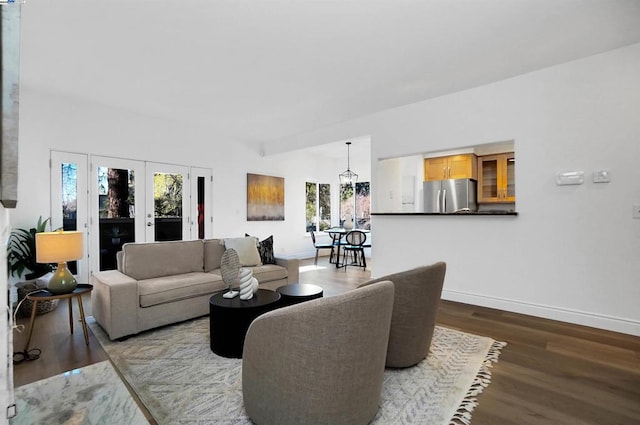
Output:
[
  {"xmin": 138, "ymin": 272, "xmax": 226, "ymax": 308},
  {"xmin": 252, "ymin": 264, "xmax": 288, "ymax": 284},
  {"xmin": 223, "ymin": 237, "xmax": 262, "ymax": 267},
  {"xmin": 204, "ymin": 239, "xmax": 225, "ymax": 272},
  {"xmin": 122, "ymin": 240, "xmax": 204, "ymax": 280}
]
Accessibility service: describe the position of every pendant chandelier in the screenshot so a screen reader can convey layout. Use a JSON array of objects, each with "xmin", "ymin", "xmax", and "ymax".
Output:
[{"xmin": 339, "ymin": 141, "xmax": 358, "ymax": 187}]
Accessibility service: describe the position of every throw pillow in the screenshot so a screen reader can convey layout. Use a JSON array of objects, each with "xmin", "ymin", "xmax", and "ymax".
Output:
[
  {"xmin": 245, "ymin": 233, "xmax": 277, "ymax": 265},
  {"xmin": 223, "ymin": 237, "xmax": 262, "ymax": 267}
]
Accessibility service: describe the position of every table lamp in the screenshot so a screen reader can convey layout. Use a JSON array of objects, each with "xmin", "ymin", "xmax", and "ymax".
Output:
[{"xmin": 35, "ymin": 230, "xmax": 83, "ymax": 295}]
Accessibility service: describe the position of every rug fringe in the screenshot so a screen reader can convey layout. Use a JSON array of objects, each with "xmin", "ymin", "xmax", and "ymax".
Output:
[{"xmin": 449, "ymin": 340, "xmax": 507, "ymax": 425}]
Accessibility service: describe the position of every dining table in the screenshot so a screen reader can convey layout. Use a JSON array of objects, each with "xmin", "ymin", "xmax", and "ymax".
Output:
[{"xmin": 326, "ymin": 227, "xmax": 371, "ymax": 268}]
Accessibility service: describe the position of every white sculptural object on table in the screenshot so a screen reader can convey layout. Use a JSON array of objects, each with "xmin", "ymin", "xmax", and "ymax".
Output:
[
  {"xmin": 238, "ymin": 268, "xmax": 259, "ymax": 300},
  {"xmin": 221, "ymin": 249, "xmax": 240, "ymax": 299}
]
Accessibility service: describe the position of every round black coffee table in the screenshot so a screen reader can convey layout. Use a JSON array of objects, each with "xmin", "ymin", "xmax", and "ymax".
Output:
[
  {"xmin": 209, "ymin": 289, "xmax": 281, "ymax": 358},
  {"xmin": 276, "ymin": 283, "xmax": 323, "ymax": 307}
]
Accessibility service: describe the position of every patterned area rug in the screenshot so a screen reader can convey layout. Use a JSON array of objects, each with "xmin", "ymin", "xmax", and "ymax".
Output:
[{"xmin": 88, "ymin": 316, "xmax": 505, "ymax": 425}]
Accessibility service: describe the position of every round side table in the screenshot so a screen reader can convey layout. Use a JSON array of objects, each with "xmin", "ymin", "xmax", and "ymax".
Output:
[
  {"xmin": 209, "ymin": 289, "xmax": 281, "ymax": 358},
  {"xmin": 276, "ymin": 283, "xmax": 323, "ymax": 307},
  {"xmin": 22, "ymin": 284, "xmax": 94, "ymax": 353}
]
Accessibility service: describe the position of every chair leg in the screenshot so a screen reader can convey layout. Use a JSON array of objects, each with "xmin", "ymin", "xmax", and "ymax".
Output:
[
  {"xmin": 361, "ymin": 249, "xmax": 366, "ymax": 269},
  {"xmin": 314, "ymin": 249, "xmax": 319, "ymax": 266}
]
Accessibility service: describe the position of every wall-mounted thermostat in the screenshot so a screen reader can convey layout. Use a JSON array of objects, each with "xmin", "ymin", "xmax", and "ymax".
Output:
[
  {"xmin": 556, "ymin": 171, "xmax": 584, "ymax": 185},
  {"xmin": 593, "ymin": 170, "xmax": 611, "ymax": 183}
]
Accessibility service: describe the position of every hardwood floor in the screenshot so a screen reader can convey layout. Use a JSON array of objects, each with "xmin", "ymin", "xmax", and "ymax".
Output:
[{"xmin": 12, "ymin": 258, "xmax": 640, "ymax": 424}]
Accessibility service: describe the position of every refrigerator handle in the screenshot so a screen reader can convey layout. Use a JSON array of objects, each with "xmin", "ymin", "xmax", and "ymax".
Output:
[
  {"xmin": 442, "ymin": 189, "xmax": 446, "ymax": 213},
  {"xmin": 436, "ymin": 189, "xmax": 441, "ymax": 212}
]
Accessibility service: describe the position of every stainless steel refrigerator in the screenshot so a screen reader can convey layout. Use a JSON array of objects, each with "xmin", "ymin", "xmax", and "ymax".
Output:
[{"xmin": 423, "ymin": 179, "xmax": 478, "ymax": 213}]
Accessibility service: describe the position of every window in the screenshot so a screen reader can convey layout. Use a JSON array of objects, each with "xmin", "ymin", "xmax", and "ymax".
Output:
[
  {"xmin": 305, "ymin": 182, "xmax": 331, "ymax": 232},
  {"xmin": 355, "ymin": 182, "xmax": 371, "ymax": 230},
  {"xmin": 339, "ymin": 184, "xmax": 354, "ymax": 226},
  {"xmin": 340, "ymin": 181, "xmax": 371, "ymax": 230}
]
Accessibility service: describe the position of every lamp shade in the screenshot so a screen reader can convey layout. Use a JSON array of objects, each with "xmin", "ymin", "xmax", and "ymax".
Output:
[{"xmin": 36, "ymin": 231, "xmax": 83, "ymax": 263}]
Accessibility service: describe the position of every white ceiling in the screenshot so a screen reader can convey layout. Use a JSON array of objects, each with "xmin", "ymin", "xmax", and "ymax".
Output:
[{"xmin": 20, "ymin": 0, "xmax": 640, "ymax": 153}]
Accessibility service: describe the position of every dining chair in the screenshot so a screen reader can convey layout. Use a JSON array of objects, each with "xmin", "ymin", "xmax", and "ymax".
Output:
[
  {"xmin": 310, "ymin": 230, "xmax": 335, "ymax": 266},
  {"xmin": 341, "ymin": 230, "xmax": 367, "ymax": 270}
]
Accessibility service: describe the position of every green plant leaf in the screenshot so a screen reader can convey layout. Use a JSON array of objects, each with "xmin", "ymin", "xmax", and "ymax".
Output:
[{"xmin": 6, "ymin": 215, "xmax": 53, "ymax": 278}]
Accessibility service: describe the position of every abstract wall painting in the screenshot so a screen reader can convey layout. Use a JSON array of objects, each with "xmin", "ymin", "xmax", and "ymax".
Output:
[{"xmin": 247, "ymin": 173, "xmax": 285, "ymax": 221}]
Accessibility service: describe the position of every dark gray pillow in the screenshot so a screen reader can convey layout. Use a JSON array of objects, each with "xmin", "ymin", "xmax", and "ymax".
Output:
[{"xmin": 245, "ymin": 234, "xmax": 277, "ymax": 265}]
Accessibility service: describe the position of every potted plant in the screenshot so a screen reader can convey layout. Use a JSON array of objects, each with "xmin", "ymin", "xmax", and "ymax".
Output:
[{"xmin": 7, "ymin": 216, "xmax": 54, "ymax": 280}]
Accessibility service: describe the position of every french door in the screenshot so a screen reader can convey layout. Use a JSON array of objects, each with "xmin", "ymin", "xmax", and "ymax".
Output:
[{"xmin": 53, "ymin": 152, "xmax": 213, "ymax": 276}]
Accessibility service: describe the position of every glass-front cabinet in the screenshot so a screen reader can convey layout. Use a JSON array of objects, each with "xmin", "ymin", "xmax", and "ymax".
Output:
[{"xmin": 477, "ymin": 153, "xmax": 515, "ymax": 203}]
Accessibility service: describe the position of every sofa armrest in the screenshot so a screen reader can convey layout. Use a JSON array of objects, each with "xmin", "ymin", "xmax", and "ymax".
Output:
[
  {"xmin": 275, "ymin": 257, "xmax": 299, "ymax": 284},
  {"xmin": 116, "ymin": 251, "xmax": 124, "ymax": 272},
  {"xmin": 91, "ymin": 270, "xmax": 139, "ymax": 340}
]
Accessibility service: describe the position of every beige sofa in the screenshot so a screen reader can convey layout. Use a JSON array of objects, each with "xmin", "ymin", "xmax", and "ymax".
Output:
[{"xmin": 91, "ymin": 239, "xmax": 299, "ymax": 340}]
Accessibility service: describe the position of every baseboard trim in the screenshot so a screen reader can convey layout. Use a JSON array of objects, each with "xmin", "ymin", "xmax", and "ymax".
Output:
[{"xmin": 442, "ymin": 289, "xmax": 640, "ymax": 337}]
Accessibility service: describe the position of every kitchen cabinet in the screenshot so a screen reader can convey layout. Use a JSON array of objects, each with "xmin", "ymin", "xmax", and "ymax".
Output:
[
  {"xmin": 477, "ymin": 153, "xmax": 515, "ymax": 203},
  {"xmin": 424, "ymin": 154, "xmax": 477, "ymax": 181}
]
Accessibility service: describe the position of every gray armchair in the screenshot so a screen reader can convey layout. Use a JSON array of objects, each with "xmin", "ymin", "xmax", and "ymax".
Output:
[
  {"xmin": 363, "ymin": 262, "xmax": 446, "ymax": 368},
  {"xmin": 242, "ymin": 280, "xmax": 394, "ymax": 425}
]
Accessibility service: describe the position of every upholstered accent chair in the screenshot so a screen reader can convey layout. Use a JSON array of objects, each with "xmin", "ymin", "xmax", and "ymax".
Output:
[
  {"xmin": 362, "ymin": 262, "xmax": 447, "ymax": 368},
  {"xmin": 242, "ymin": 280, "xmax": 395, "ymax": 425}
]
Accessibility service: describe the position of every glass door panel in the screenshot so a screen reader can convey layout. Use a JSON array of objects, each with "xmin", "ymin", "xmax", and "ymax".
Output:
[
  {"xmin": 146, "ymin": 163, "xmax": 189, "ymax": 242},
  {"xmin": 91, "ymin": 156, "xmax": 145, "ymax": 272},
  {"xmin": 51, "ymin": 152, "xmax": 89, "ymax": 283},
  {"xmin": 191, "ymin": 167, "xmax": 213, "ymax": 239},
  {"xmin": 480, "ymin": 158, "xmax": 498, "ymax": 199}
]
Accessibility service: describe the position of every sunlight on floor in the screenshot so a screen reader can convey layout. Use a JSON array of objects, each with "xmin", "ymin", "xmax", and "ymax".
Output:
[{"xmin": 299, "ymin": 265, "xmax": 327, "ymax": 273}]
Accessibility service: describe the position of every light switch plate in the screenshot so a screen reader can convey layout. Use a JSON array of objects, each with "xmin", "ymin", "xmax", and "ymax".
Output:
[
  {"xmin": 633, "ymin": 205, "xmax": 640, "ymax": 219},
  {"xmin": 593, "ymin": 170, "xmax": 611, "ymax": 183}
]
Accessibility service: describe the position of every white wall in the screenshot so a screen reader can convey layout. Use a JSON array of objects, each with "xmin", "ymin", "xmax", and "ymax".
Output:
[{"xmin": 273, "ymin": 44, "xmax": 640, "ymax": 336}]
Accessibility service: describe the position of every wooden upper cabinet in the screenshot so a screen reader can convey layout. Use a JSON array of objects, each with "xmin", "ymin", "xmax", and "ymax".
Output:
[
  {"xmin": 477, "ymin": 153, "xmax": 515, "ymax": 203},
  {"xmin": 424, "ymin": 154, "xmax": 477, "ymax": 181},
  {"xmin": 424, "ymin": 157, "xmax": 448, "ymax": 181}
]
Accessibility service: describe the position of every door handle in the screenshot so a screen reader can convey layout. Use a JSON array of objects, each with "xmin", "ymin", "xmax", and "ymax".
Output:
[
  {"xmin": 436, "ymin": 189, "xmax": 441, "ymax": 212},
  {"xmin": 147, "ymin": 222, "xmax": 153, "ymax": 227},
  {"xmin": 442, "ymin": 189, "xmax": 446, "ymax": 213}
]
